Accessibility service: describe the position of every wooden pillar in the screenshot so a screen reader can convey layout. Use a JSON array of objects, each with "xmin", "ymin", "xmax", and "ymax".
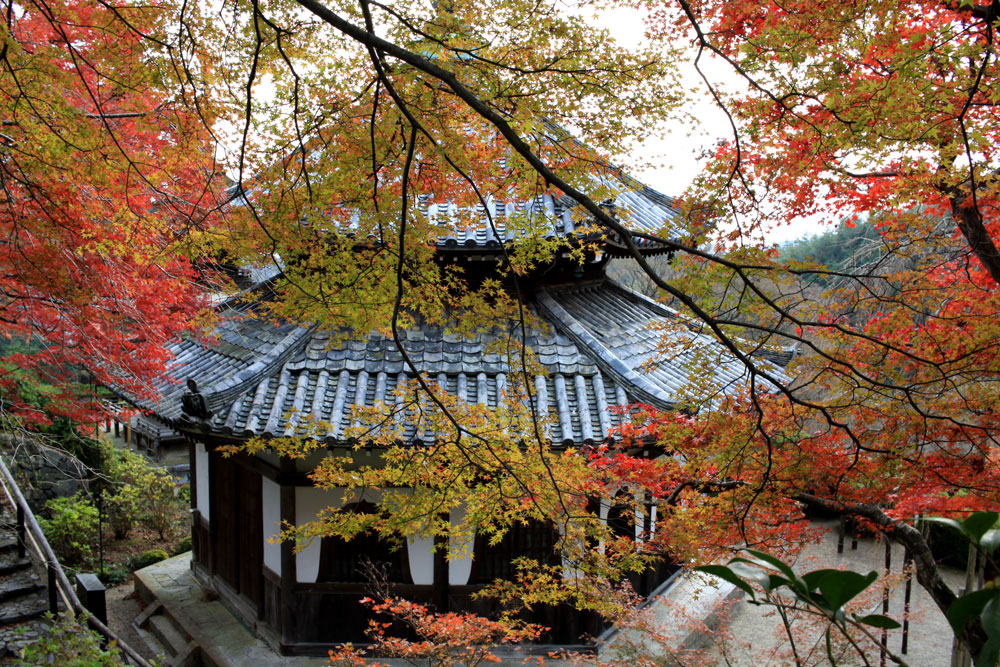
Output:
[
  {"xmin": 188, "ymin": 439, "xmax": 197, "ymax": 512},
  {"xmin": 279, "ymin": 458, "xmax": 297, "ymax": 647},
  {"xmin": 188, "ymin": 439, "xmax": 199, "ymax": 564}
]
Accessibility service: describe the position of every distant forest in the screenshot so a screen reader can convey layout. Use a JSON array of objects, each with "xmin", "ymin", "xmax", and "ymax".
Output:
[{"xmin": 779, "ymin": 218, "xmax": 880, "ymax": 282}]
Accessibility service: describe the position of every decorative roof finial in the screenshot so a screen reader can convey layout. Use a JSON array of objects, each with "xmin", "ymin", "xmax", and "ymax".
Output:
[{"xmin": 181, "ymin": 378, "xmax": 213, "ymax": 420}]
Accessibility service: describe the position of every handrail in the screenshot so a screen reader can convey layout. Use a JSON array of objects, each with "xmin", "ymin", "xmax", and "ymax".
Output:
[{"xmin": 0, "ymin": 454, "xmax": 153, "ymax": 667}]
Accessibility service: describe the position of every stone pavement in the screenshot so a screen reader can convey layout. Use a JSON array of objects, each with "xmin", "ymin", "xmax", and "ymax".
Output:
[{"xmin": 133, "ymin": 553, "xmax": 327, "ymax": 667}]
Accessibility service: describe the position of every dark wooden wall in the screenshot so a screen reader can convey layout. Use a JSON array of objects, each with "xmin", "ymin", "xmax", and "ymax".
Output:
[
  {"xmin": 189, "ymin": 445, "xmax": 677, "ymax": 656},
  {"xmin": 208, "ymin": 451, "xmax": 264, "ymax": 614}
]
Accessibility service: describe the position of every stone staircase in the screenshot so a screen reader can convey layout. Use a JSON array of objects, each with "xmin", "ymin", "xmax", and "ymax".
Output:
[
  {"xmin": 0, "ymin": 503, "xmax": 58, "ymax": 660},
  {"xmin": 133, "ymin": 600, "xmax": 201, "ymax": 666}
]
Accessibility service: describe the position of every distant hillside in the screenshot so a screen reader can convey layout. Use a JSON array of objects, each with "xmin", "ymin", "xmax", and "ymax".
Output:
[{"xmin": 779, "ymin": 218, "xmax": 880, "ymax": 281}]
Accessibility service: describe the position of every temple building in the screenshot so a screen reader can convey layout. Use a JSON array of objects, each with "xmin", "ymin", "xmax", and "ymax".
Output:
[{"xmin": 126, "ymin": 181, "xmax": 791, "ymax": 656}]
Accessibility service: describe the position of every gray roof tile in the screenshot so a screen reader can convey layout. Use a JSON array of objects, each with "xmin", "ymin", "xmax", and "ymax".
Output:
[{"xmin": 133, "ymin": 275, "xmax": 790, "ymax": 446}]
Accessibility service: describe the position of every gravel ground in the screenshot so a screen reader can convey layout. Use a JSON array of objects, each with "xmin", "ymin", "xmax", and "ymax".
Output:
[
  {"xmin": 704, "ymin": 521, "xmax": 965, "ymax": 666},
  {"xmin": 106, "ymin": 580, "xmax": 159, "ymax": 663}
]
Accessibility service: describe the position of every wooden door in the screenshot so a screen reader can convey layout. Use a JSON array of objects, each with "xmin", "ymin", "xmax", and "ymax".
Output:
[
  {"xmin": 211, "ymin": 451, "xmax": 239, "ymax": 589},
  {"xmin": 210, "ymin": 451, "xmax": 264, "ymax": 613},
  {"xmin": 237, "ymin": 463, "xmax": 263, "ymax": 611}
]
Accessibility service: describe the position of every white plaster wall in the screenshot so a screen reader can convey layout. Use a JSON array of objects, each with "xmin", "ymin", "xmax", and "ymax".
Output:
[
  {"xmin": 262, "ymin": 477, "xmax": 281, "ymax": 575},
  {"xmin": 295, "ymin": 486, "xmax": 346, "ymax": 583},
  {"xmin": 448, "ymin": 505, "xmax": 474, "ymax": 586},
  {"xmin": 294, "ymin": 487, "xmax": 435, "ymax": 585},
  {"xmin": 195, "ymin": 442, "xmax": 210, "ymax": 520},
  {"xmin": 407, "ymin": 536, "xmax": 434, "ymax": 585}
]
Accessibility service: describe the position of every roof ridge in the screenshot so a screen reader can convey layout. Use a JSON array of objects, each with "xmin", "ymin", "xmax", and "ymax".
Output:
[
  {"xmin": 534, "ymin": 288, "xmax": 674, "ymax": 412},
  {"xmin": 196, "ymin": 324, "xmax": 317, "ymax": 417}
]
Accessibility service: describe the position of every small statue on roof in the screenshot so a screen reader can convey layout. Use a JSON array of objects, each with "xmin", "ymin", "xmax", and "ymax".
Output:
[{"xmin": 181, "ymin": 378, "xmax": 213, "ymax": 420}]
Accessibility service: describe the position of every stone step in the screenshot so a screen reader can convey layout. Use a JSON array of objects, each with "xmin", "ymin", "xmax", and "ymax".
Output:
[
  {"xmin": 132, "ymin": 621, "xmax": 170, "ymax": 663},
  {"xmin": 134, "ymin": 601, "xmax": 199, "ymax": 667},
  {"xmin": 0, "ymin": 572, "xmax": 44, "ymax": 602},
  {"xmin": 0, "ymin": 557, "xmax": 32, "ymax": 576},
  {"xmin": 0, "ymin": 538, "xmax": 22, "ymax": 554},
  {"xmin": 0, "ymin": 616, "xmax": 52, "ymax": 660},
  {"xmin": 132, "ymin": 601, "xmax": 169, "ymax": 661},
  {"xmin": 0, "ymin": 594, "xmax": 50, "ymax": 625},
  {"xmin": 149, "ymin": 613, "xmax": 189, "ymax": 657}
]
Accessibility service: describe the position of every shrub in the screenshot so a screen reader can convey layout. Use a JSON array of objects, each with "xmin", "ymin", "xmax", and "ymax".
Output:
[
  {"xmin": 17, "ymin": 615, "xmax": 126, "ymax": 666},
  {"xmin": 99, "ymin": 564, "xmax": 131, "ymax": 586},
  {"xmin": 105, "ymin": 482, "xmax": 142, "ymax": 540},
  {"xmin": 173, "ymin": 535, "xmax": 192, "ymax": 555},
  {"xmin": 100, "ymin": 444, "xmax": 146, "ymax": 539},
  {"xmin": 100, "ymin": 442, "xmax": 178, "ymax": 540},
  {"xmin": 144, "ymin": 468, "xmax": 177, "ymax": 540},
  {"xmin": 40, "ymin": 494, "xmax": 98, "ymax": 565},
  {"xmin": 132, "ymin": 548, "xmax": 170, "ymax": 570}
]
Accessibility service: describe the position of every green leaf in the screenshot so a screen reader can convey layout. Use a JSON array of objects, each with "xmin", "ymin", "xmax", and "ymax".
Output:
[
  {"xmin": 802, "ymin": 568, "xmax": 847, "ymax": 591},
  {"xmin": 744, "ymin": 548, "xmax": 797, "ymax": 580},
  {"xmin": 856, "ymin": 614, "xmax": 902, "ymax": 629},
  {"xmin": 963, "ymin": 512, "xmax": 1000, "ymax": 544},
  {"xmin": 981, "ymin": 529, "xmax": 1000, "ymax": 554},
  {"xmin": 818, "ymin": 570, "xmax": 878, "ymax": 611},
  {"xmin": 922, "ymin": 516, "xmax": 964, "ymax": 535},
  {"xmin": 729, "ymin": 561, "xmax": 773, "ymax": 593},
  {"xmin": 983, "ymin": 597, "xmax": 1000, "ymax": 638},
  {"xmin": 695, "ymin": 565, "xmax": 757, "ymax": 600},
  {"xmin": 979, "ymin": 637, "xmax": 1000, "ymax": 667},
  {"xmin": 947, "ymin": 589, "xmax": 998, "ymax": 635}
]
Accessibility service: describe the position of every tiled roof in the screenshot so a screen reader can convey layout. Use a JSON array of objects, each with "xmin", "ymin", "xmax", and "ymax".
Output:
[
  {"xmin": 233, "ymin": 150, "xmax": 682, "ymax": 257},
  {"xmin": 539, "ymin": 283, "xmax": 789, "ymax": 407},
  {"xmin": 424, "ymin": 177, "xmax": 681, "ymax": 254},
  {"xmin": 137, "ymin": 279, "xmax": 790, "ymax": 447}
]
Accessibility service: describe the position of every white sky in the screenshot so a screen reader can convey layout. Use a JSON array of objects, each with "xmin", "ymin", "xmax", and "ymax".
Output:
[{"xmin": 598, "ymin": 6, "xmax": 821, "ymax": 246}]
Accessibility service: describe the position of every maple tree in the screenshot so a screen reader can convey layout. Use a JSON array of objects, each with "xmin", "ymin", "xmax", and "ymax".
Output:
[
  {"xmin": 1, "ymin": 0, "xmax": 993, "ymax": 661},
  {"xmin": 0, "ymin": 0, "xmax": 225, "ymax": 428},
  {"xmin": 180, "ymin": 0, "xmax": 1000, "ymax": 662},
  {"xmin": 646, "ymin": 1, "xmax": 1000, "ymax": 660}
]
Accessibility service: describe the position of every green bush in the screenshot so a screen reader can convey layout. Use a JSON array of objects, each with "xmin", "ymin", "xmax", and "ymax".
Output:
[
  {"xmin": 144, "ymin": 468, "xmax": 177, "ymax": 540},
  {"xmin": 132, "ymin": 548, "xmax": 170, "ymax": 570},
  {"xmin": 173, "ymin": 535, "xmax": 192, "ymax": 555},
  {"xmin": 101, "ymin": 442, "xmax": 178, "ymax": 540},
  {"xmin": 17, "ymin": 615, "xmax": 126, "ymax": 666},
  {"xmin": 40, "ymin": 494, "xmax": 98, "ymax": 565},
  {"xmin": 105, "ymin": 482, "xmax": 142, "ymax": 540},
  {"xmin": 99, "ymin": 564, "xmax": 131, "ymax": 586}
]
